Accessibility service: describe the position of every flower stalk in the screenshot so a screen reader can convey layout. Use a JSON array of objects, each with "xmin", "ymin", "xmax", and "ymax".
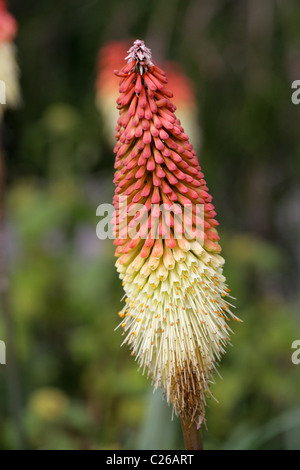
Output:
[
  {"xmin": 112, "ymin": 40, "xmax": 240, "ymax": 446},
  {"xmin": 180, "ymin": 417, "xmax": 203, "ymax": 450}
]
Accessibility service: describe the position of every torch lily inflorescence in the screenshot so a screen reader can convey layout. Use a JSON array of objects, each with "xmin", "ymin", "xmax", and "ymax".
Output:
[{"xmin": 112, "ymin": 40, "xmax": 240, "ymax": 427}]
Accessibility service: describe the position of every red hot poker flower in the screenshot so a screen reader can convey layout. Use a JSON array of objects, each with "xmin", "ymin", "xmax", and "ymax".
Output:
[{"xmin": 112, "ymin": 40, "xmax": 240, "ymax": 427}]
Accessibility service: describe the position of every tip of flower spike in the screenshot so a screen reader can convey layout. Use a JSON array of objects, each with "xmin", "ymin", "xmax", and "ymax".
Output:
[{"xmin": 125, "ymin": 39, "xmax": 153, "ymax": 75}]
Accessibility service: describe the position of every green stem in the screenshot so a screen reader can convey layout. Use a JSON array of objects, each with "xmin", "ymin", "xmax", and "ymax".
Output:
[{"xmin": 180, "ymin": 417, "xmax": 203, "ymax": 450}]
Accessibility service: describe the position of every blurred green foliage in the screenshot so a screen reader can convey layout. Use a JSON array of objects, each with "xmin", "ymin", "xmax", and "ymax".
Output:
[{"xmin": 0, "ymin": 0, "xmax": 300, "ymax": 450}]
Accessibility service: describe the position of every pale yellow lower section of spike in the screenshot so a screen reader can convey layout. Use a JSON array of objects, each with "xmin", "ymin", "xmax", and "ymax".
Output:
[{"xmin": 115, "ymin": 246, "xmax": 240, "ymax": 423}]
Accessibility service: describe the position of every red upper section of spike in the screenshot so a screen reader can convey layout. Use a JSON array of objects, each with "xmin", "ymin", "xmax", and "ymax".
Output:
[
  {"xmin": 0, "ymin": 0, "xmax": 17, "ymax": 44},
  {"xmin": 112, "ymin": 41, "xmax": 221, "ymax": 256}
]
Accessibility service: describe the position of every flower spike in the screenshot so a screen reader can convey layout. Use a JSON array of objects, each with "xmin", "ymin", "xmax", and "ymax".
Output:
[{"xmin": 112, "ymin": 40, "xmax": 240, "ymax": 427}]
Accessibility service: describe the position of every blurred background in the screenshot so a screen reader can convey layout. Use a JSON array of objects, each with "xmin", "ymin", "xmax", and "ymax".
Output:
[{"xmin": 0, "ymin": 0, "xmax": 300, "ymax": 450}]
